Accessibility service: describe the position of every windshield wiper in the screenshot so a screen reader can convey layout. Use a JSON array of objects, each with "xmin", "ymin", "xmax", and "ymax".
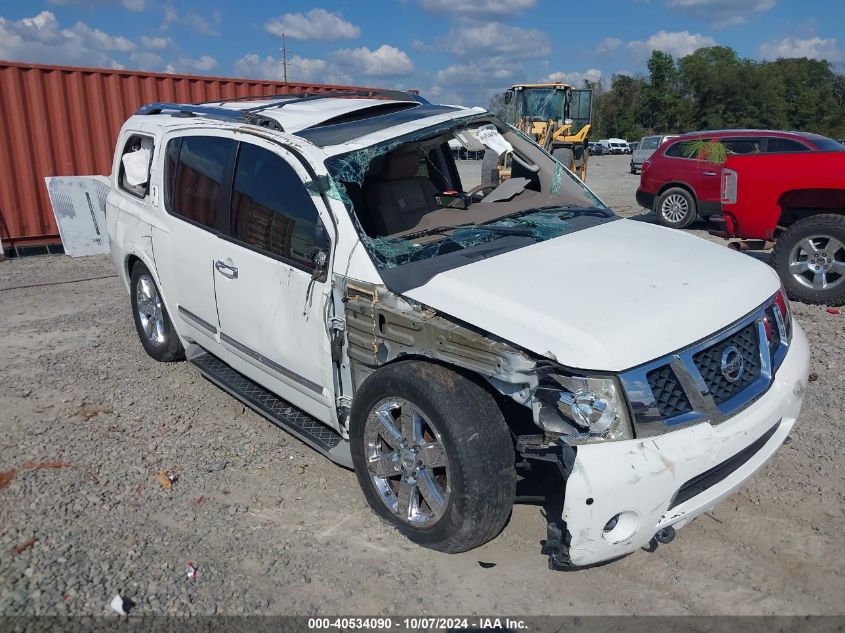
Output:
[
  {"xmin": 402, "ymin": 223, "xmax": 535, "ymax": 240},
  {"xmin": 480, "ymin": 204, "xmax": 611, "ymax": 225}
]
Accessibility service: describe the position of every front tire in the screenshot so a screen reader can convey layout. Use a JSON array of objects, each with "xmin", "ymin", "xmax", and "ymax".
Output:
[
  {"xmin": 130, "ymin": 262, "xmax": 184, "ymax": 362},
  {"xmin": 350, "ymin": 360, "xmax": 516, "ymax": 553},
  {"xmin": 772, "ymin": 214, "xmax": 845, "ymax": 305},
  {"xmin": 656, "ymin": 187, "xmax": 697, "ymax": 229}
]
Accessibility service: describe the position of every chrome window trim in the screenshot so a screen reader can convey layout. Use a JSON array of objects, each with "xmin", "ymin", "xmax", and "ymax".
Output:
[{"xmin": 620, "ymin": 294, "xmax": 791, "ymax": 438}]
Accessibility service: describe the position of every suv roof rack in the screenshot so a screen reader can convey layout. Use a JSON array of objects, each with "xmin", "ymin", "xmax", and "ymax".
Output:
[
  {"xmin": 199, "ymin": 89, "xmax": 422, "ymax": 106},
  {"xmin": 135, "ymin": 89, "xmax": 427, "ymax": 132},
  {"xmin": 135, "ymin": 102, "xmax": 287, "ymax": 131}
]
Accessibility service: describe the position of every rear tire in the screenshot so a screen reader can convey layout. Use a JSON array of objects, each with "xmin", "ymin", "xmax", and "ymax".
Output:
[
  {"xmin": 130, "ymin": 262, "xmax": 185, "ymax": 362},
  {"xmin": 350, "ymin": 360, "xmax": 516, "ymax": 553},
  {"xmin": 656, "ymin": 187, "xmax": 697, "ymax": 229},
  {"xmin": 772, "ymin": 214, "xmax": 845, "ymax": 306}
]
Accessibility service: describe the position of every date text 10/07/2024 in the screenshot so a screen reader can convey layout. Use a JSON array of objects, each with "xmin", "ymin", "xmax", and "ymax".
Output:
[{"xmin": 307, "ymin": 617, "xmax": 529, "ymax": 630}]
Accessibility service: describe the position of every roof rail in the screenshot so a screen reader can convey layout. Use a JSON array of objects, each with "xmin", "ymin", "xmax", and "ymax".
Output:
[
  {"xmin": 135, "ymin": 102, "xmax": 285, "ymax": 131},
  {"xmin": 199, "ymin": 88, "xmax": 421, "ymax": 106},
  {"xmin": 135, "ymin": 89, "xmax": 429, "ymax": 131}
]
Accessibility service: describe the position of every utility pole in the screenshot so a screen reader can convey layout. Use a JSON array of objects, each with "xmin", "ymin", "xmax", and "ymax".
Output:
[{"xmin": 280, "ymin": 33, "xmax": 289, "ymax": 83}]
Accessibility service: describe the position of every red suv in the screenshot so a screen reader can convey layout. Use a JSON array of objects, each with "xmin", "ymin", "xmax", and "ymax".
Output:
[{"xmin": 636, "ymin": 130, "xmax": 843, "ymax": 229}]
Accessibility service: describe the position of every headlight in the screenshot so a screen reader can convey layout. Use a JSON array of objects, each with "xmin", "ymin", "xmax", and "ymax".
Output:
[{"xmin": 536, "ymin": 373, "xmax": 633, "ymax": 444}]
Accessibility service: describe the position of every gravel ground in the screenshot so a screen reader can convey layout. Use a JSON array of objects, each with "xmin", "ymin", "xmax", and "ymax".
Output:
[{"xmin": 0, "ymin": 155, "xmax": 843, "ymax": 616}]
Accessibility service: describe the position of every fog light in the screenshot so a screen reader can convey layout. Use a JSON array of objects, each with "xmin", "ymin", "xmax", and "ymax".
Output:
[
  {"xmin": 603, "ymin": 514, "xmax": 620, "ymax": 532},
  {"xmin": 600, "ymin": 510, "xmax": 640, "ymax": 543}
]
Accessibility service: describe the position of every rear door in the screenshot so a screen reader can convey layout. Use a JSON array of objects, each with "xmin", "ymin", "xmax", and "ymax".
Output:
[
  {"xmin": 152, "ymin": 133, "xmax": 236, "ymax": 348},
  {"xmin": 212, "ymin": 137, "xmax": 336, "ymax": 423},
  {"xmin": 659, "ymin": 139, "xmax": 710, "ymax": 195}
]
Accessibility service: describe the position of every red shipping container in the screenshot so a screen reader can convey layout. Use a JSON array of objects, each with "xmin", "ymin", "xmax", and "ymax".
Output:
[{"xmin": 0, "ymin": 60, "xmax": 377, "ymax": 248}]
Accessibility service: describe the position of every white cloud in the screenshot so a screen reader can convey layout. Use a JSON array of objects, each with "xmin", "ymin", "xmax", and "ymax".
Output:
[
  {"xmin": 164, "ymin": 55, "xmax": 218, "ymax": 74},
  {"xmin": 233, "ymin": 53, "xmax": 354, "ymax": 85},
  {"xmin": 0, "ymin": 11, "xmax": 136, "ymax": 67},
  {"xmin": 139, "ymin": 35, "xmax": 170, "ymax": 50},
  {"xmin": 160, "ymin": 7, "xmax": 219, "ymax": 36},
  {"xmin": 265, "ymin": 8, "xmax": 360, "ymax": 41},
  {"xmin": 627, "ymin": 30, "xmax": 717, "ymax": 59},
  {"xmin": 540, "ymin": 69, "xmax": 603, "ymax": 86},
  {"xmin": 332, "ymin": 44, "xmax": 414, "ymax": 76},
  {"xmin": 441, "ymin": 22, "xmax": 550, "ymax": 60},
  {"xmin": 47, "ymin": 0, "xmax": 146, "ymax": 12},
  {"xmin": 759, "ymin": 36, "xmax": 843, "ymax": 62},
  {"xmin": 664, "ymin": 0, "xmax": 774, "ymax": 27},
  {"xmin": 420, "ymin": 0, "xmax": 536, "ymax": 15},
  {"xmin": 597, "ymin": 37, "xmax": 622, "ymax": 55}
]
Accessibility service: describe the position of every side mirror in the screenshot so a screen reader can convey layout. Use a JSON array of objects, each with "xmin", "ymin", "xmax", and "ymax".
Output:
[
  {"xmin": 311, "ymin": 224, "xmax": 330, "ymax": 280},
  {"xmin": 504, "ymin": 91, "xmax": 513, "ymax": 104}
]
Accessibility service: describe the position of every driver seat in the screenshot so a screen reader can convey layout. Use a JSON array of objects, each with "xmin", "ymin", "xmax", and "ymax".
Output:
[{"xmin": 364, "ymin": 148, "xmax": 439, "ymax": 236}]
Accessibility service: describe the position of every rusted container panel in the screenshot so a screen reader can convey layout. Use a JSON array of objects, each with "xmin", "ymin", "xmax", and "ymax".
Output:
[{"xmin": 0, "ymin": 60, "xmax": 376, "ymax": 247}]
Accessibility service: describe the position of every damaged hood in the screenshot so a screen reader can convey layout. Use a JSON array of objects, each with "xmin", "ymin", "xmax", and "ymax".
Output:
[{"xmin": 403, "ymin": 219, "xmax": 781, "ymax": 371}]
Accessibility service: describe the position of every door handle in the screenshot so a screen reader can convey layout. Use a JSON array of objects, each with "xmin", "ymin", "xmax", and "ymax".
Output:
[
  {"xmin": 215, "ymin": 260, "xmax": 238, "ymax": 279},
  {"xmin": 703, "ymin": 171, "xmax": 718, "ymax": 176}
]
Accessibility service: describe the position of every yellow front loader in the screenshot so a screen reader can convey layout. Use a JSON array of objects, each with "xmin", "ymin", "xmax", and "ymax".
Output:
[{"xmin": 504, "ymin": 83, "xmax": 593, "ymax": 180}]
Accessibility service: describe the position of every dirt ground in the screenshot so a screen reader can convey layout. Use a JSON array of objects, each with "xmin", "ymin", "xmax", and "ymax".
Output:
[{"xmin": 1, "ymin": 155, "xmax": 843, "ymax": 616}]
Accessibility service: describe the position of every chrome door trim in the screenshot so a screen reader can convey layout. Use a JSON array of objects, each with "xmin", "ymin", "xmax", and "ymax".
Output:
[
  {"xmin": 178, "ymin": 305, "xmax": 217, "ymax": 335},
  {"xmin": 220, "ymin": 332, "xmax": 323, "ymax": 395}
]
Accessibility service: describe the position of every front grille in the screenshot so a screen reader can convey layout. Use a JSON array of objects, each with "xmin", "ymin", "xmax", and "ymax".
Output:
[
  {"xmin": 646, "ymin": 365, "xmax": 692, "ymax": 419},
  {"xmin": 693, "ymin": 322, "xmax": 761, "ymax": 405}
]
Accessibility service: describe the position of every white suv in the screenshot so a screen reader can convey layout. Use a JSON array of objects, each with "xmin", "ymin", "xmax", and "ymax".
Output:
[{"xmin": 107, "ymin": 92, "xmax": 810, "ymax": 568}]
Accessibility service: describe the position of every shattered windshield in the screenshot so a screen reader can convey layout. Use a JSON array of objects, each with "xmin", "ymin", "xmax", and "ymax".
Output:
[{"xmin": 322, "ymin": 115, "xmax": 611, "ymax": 273}]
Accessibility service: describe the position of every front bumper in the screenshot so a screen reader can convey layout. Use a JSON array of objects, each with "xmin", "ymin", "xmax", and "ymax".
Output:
[{"xmin": 553, "ymin": 322, "xmax": 810, "ymax": 567}]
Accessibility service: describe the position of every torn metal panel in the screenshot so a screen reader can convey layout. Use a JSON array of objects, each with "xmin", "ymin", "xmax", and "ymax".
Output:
[
  {"xmin": 342, "ymin": 281, "xmax": 538, "ymax": 401},
  {"xmin": 45, "ymin": 176, "xmax": 111, "ymax": 256}
]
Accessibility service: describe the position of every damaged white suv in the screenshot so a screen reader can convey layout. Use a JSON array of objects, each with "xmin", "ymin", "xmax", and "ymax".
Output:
[{"xmin": 107, "ymin": 91, "xmax": 810, "ymax": 568}]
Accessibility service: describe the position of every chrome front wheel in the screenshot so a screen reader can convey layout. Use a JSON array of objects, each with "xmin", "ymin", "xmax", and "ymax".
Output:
[{"xmin": 364, "ymin": 398, "xmax": 450, "ymax": 527}]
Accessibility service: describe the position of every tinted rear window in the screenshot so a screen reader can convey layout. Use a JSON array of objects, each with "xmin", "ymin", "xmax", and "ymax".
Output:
[
  {"xmin": 801, "ymin": 134, "xmax": 845, "ymax": 151},
  {"xmin": 168, "ymin": 136, "xmax": 234, "ymax": 229},
  {"xmin": 766, "ymin": 138, "xmax": 810, "ymax": 153},
  {"xmin": 664, "ymin": 140, "xmax": 704, "ymax": 158},
  {"xmin": 639, "ymin": 137, "xmax": 661, "ymax": 150}
]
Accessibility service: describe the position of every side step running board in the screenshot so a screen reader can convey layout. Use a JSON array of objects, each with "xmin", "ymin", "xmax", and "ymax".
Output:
[{"xmin": 188, "ymin": 351, "xmax": 352, "ymax": 468}]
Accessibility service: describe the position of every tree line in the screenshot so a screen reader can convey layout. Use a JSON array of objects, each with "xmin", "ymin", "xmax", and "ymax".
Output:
[{"xmin": 491, "ymin": 46, "xmax": 845, "ymax": 141}]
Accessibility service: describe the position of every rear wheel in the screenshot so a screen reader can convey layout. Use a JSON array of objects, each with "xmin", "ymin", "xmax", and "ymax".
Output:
[
  {"xmin": 772, "ymin": 214, "xmax": 845, "ymax": 305},
  {"xmin": 656, "ymin": 187, "xmax": 697, "ymax": 229},
  {"xmin": 350, "ymin": 360, "xmax": 516, "ymax": 553},
  {"xmin": 130, "ymin": 262, "xmax": 184, "ymax": 362}
]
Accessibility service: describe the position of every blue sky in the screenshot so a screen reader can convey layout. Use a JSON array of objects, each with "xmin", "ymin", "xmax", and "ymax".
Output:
[{"xmin": 1, "ymin": 0, "xmax": 843, "ymax": 106}]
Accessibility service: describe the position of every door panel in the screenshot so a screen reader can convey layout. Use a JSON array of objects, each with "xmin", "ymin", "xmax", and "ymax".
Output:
[
  {"xmin": 154, "ymin": 134, "xmax": 235, "ymax": 346},
  {"xmin": 213, "ymin": 140, "xmax": 335, "ymax": 421}
]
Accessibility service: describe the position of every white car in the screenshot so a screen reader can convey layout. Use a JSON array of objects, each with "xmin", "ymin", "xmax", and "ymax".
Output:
[{"xmin": 106, "ymin": 92, "xmax": 810, "ymax": 568}]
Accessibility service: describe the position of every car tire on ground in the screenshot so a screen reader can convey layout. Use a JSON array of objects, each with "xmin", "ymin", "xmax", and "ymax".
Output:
[
  {"xmin": 481, "ymin": 149, "xmax": 500, "ymax": 186},
  {"xmin": 552, "ymin": 147, "xmax": 574, "ymax": 171},
  {"xmin": 771, "ymin": 214, "xmax": 845, "ymax": 306},
  {"xmin": 655, "ymin": 187, "xmax": 697, "ymax": 229},
  {"xmin": 129, "ymin": 262, "xmax": 185, "ymax": 362},
  {"xmin": 350, "ymin": 360, "xmax": 516, "ymax": 553},
  {"xmin": 630, "ymin": 162, "xmax": 637, "ymax": 174}
]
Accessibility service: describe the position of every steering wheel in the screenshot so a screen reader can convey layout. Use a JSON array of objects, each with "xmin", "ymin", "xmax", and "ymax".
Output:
[{"xmin": 465, "ymin": 183, "xmax": 499, "ymax": 202}]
